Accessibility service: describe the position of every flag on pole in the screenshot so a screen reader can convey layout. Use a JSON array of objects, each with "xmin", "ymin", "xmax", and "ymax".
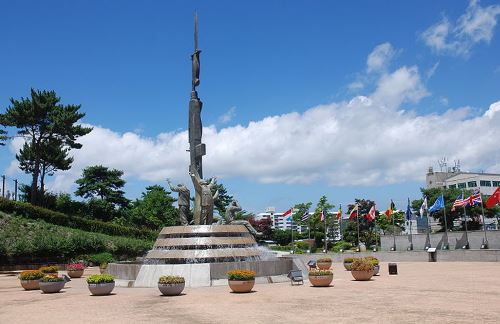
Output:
[
  {"xmin": 465, "ymin": 191, "xmax": 482, "ymax": 207},
  {"xmin": 406, "ymin": 198, "xmax": 412, "ymax": 221},
  {"xmin": 349, "ymin": 205, "xmax": 359, "ymax": 220},
  {"xmin": 384, "ymin": 200, "xmax": 395, "ymax": 220},
  {"xmin": 485, "ymin": 187, "xmax": 500, "ymax": 208},
  {"xmin": 336, "ymin": 205, "xmax": 342, "ymax": 220},
  {"xmin": 428, "ymin": 194, "xmax": 444, "ymax": 213},
  {"xmin": 282, "ymin": 208, "xmax": 293, "ymax": 221},
  {"xmin": 419, "ymin": 196, "xmax": 428, "ymax": 217},
  {"xmin": 451, "ymin": 193, "xmax": 466, "ymax": 211},
  {"xmin": 301, "ymin": 211, "xmax": 310, "ymax": 222},
  {"xmin": 320, "ymin": 209, "xmax": 325, "ymax": 222},
  {"xmin": 366, "ymin": 203, "xmax": 376, "ymax": 221}
]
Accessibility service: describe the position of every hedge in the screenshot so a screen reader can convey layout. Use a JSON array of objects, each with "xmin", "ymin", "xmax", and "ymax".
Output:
[
  {"xmin": 0, "ymin": 198, "xmax": 156, "ymax": 240},
  {"xmin": 0, "ymin": 212, "xmax": 153, "ymax": 261}
]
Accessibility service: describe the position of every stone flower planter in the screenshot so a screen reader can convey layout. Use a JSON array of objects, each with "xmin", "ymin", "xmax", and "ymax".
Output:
[
  {"xmin": 67, "ymin": 270, "xmax": 84, "ymax": 278},
  {"xmin": 317, "ymin": 261, "xmax": 332, "ymax": 270},
  {"xmin": 351, "ymin": 270, "xmax": 374, "ymax": 281},
  {"xmin": 39, "ymin": 281, "xmax": 65, "ymax": 293},
  {"xmin": 343, "ymin": 262, "xmax": 352, "ymax": 271},
  {"xmin": 309, "ymin": 274, "xmax": 333, "ymax": 287},
  {"xmin": 228, "ymin": 280, "xmax": 255, "ymax": 293},
  {"xmin": 20, "ymin": 280, "xmax": 40, "ymax": 290},
  {"xmin": 88, "ymin": 282, "xmax": 115, "ymax": 296},
  {"xmin": 158, "ymin": 282, "xmax": 185, "ymax": 296},
  {"xmin": 373, "ymin": 265, "xmax": 380, "ymax": 276}
]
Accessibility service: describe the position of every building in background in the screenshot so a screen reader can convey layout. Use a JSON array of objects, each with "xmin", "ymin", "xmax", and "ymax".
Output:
[{"xmin": 255, "ymin": 207, "xmax": 307, "ymax": 233}]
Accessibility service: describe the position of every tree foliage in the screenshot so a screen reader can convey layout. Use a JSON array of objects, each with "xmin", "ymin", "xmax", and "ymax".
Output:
[
  {"xmin": 128, "ymin": 185, "xmax": 177, "ymax": 230},
  {"xmin": 0, "ymin": 89, "xmax": 92, "ymax": 205},
  {"xmin": 75, "ymin": 165, "xmax": 130, "ymax": 208},
  {"xmin": 0, "ymin": 128, "xmax": 7, "ymax": 146},
  {"xmin": 209, "ymin": 180, "xmax": 233, "ymax": 216}
]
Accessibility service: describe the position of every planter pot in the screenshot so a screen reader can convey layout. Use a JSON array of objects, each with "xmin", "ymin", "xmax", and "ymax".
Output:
[
  {"xmin": 228, "ymin": 280, "xmax": 255, "ymax": 293},
  {"xmin": 158, "ymin": 282, "xmax": 185, "ymax": 296},
  {"xmin": 39, "ymin": 281, "xmax": 65, "ymax": 293},
  {"xmin": 316, "ymin": 261, "xmax": 332, "ymax": 270},
  {"xmin": 373, "ymin": 265, "xmax": 380, "ymax": 276},
  {"xmin": 88, "ymin": 282, "xmax": 115, "ymax": 296},
  {"xmin": 309, "ymin": 274, "xmax": 333, "ymax": 287},
  {"xmin": 67, "ymin": 270, "xmax": 84, "ymax": 278},
  {"xmin": 343, "ymin": 262, "xmax": 352, "ymax": 271},
  {"xmin": 20, "ymin": 280, "xmax": 40, "ymax": 290},
  {"xmin": 351, "ymin": 269, "xmax": 374, "ymax": 281}
]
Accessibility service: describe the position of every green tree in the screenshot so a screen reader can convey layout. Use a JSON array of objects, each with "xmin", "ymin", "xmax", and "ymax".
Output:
[
  {"xmin": 272, "ymin": 229, "xmax": 292, "ymax": 246},
  {"xmin": 0, "ymin": 128, "xmax": 7, "ymax": 146},
  {"xmin": 306, "ymin": 196, "xmax": 334, "ymax": 248},
  {"xmin": 210, "ymin": 181, "xmax": 233, "ymax": 216},
  {"xmin": 0, "ymin": 89, "xmax": 92, "ymax": 205},
  {"xmin": 343, "ymin": 199, "xmax": 381, "ymax": 248},
  {"xmin": 75, "ymin": 165, "xmax": 130, "ymax": 208},
  {"xmin": 129, "ymin": 185, "xmax": 177, "ymax": 230}
]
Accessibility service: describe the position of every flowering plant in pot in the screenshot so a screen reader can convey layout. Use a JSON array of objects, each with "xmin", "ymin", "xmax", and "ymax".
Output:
[
  {"xmin": 86, "ymin": 274, "xmax": 115, "ymax": 296},
  {"xmin": 39, "ymin": 265, "xmax": 59, "ymax": 275},
  {"xmin": 158, "ymin": 276, "xmax": 185, "ymax": 296},
  {"xmin": 343, "ymin": 257, "xmax": 356, "ymax": 271},
  {"xmin": 350, "ymin": 258, "xmax": 374, "ymax": 281},
  {"xmin": 316, "ymin": 257, "xmax": 332, "ymax": 270},
  {"xmin": 308, "ymin": 269, "xmax": 333, "ymax": 287},
  {"xmin": 364, "ymin": 256, "xmax": 380, "ymax": 275},
  {"xmin": 39, "ymin": 275, "xmax": 65, "ymax": 293},
  {"xmin": 67, "ymin": 263, "xmax": 85, "ymax": 278},
  {"xmin": 19, "ymin": 270, "xmax": 44, "ymax": 290},
  {"xmin": 227, "ymin": 270, "xmax": 256, "ymax": 293}
]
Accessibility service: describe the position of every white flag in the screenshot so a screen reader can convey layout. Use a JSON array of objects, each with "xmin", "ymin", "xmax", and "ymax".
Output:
[{"xmin": 419, "ymin": 197, "xmax": 428, "ymax": 217}]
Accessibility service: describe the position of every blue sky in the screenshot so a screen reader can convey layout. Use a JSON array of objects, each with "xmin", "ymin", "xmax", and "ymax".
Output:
[{"xmin": 1, "ymin": 0, "xmax": 500, "ymax": 214}]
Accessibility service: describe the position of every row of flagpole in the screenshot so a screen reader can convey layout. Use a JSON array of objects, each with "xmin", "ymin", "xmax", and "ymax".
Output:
[{"xmin": 281, "ymin": 186, "xmax": 499, "ymax": 252}]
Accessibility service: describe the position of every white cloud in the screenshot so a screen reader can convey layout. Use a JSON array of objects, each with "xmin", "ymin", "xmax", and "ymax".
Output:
[
  {"xmin": 7, "ymin": 67, "xmax": 496, "ymax": 193},
  {"xmin": 421, "ymin": 0, "xmax": 500, "ymax": 57},
  {"xmin": 439, "ymin": 96, "xmax": 449, "ymax": 106},
  {"xmin": 366, "ymin": 42, "xmax": 395, "ymax": 73},
  {"xmin": 218, "ymin": 106, "xmax": 236, "ymax": 124},
  {"xmin": 426, "ymin": 62, "xmax": 440, "ymax": 79},
  {"xmin": 348, "ymin": 81, "xmax": 364, "ymax": 91}
]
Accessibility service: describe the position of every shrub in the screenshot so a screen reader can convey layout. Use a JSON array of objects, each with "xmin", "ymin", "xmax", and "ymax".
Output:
[
  {"xmin": 227, "ymin": 269, "xmax": 256, "ymax": 281},
  {"xmin": 40, "ymin": 275, "xmax": 64, "ymax": 282},
  {"xmin": 88, "ymin": 252, "xmax": 114, "ymax": 266},
  {"xmin": 364, "ymin": 256, "xmax": 379, "ymax": 266},
  {"xmin": 343, "ymin": 257, "xmax": 355, "ymax": 263},
  {"xmin": 331, "ymin": 241, "xmax": 352, "ymax": 252},
  {"xmin": 67, "ymin": 263, "xmax": 85, "ymax": 271},
  {"xmin": 158, "ymin": 276, "xmax": 185, "ymax": 284},
  {"xmin": 296, "ymin": 241, "xmax": 312, "ymax": 250},
  {"xmin": 317, "ymin": 257, "xmax": 332, "ymax": 263},
  {"xmin": 351, "ymin": 258, "xmax": 374, "ymax": 271},
  {"xmin": 19, "ymin": 270, "xmax": 44, "ymax": 281},
  {"xmin": 86, "ymin": 274, "xmax": 115, "ymax": 284},
  {"xmin": 308, "ymin": 269, "xmax": 333, "ymax": 276},
  {"xmin": 39, "ymin": 265, "xmax": 59, "ymax": 274},
  {"xmin": 0, "ymin": 198, "xmax": 155, "ymax": 240}
]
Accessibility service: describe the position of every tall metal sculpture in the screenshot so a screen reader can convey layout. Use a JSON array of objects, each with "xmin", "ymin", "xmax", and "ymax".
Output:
[{"xmin": 189, "ymin": 14, "xmax": 207, "ymax": 224}]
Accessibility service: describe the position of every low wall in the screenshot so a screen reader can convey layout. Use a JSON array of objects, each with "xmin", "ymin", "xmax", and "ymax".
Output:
[
  {"xmin": 209, "ymin": 259, "xmax": 293, "ymax": 279},
  {"xmin": 104, "ymin": 262, "xmax": 142, "ymax": 280},
  {"xmin": 381, "ymin": 230, "xmax": 500, "ymax": 251}
]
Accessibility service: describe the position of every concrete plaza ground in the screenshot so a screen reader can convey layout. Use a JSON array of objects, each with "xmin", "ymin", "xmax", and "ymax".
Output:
[{"xmin": 1, "ymin": 262, "xmax": 499, "ymax": 324}]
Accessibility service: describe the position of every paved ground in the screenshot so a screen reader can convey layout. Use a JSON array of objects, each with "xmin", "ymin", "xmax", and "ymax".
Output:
[{"xmin": 1, "ymin": 262, "xmax": 499, "ymax": 324}]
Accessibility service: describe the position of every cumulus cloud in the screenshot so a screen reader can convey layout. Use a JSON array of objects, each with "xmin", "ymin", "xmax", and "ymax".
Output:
[
  {"xmin": 366, "ymin": 42, "xmax": 396, "ymax": 73},
  {"xmin": 218, "ymin": 106, "xmax": 236, "ymax": 124},
  {"xmin": 421, "ymin": 0, "xmax": 500, "ymax": 57}
]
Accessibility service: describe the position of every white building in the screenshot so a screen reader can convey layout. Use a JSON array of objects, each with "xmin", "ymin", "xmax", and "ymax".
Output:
[
  {"xmin": 426, "ymin": 166, "xmax": 500, "ymax": 196},
  {"xmin": 255, "ymin": 207, "xmax": 307, "ymax": 233}
]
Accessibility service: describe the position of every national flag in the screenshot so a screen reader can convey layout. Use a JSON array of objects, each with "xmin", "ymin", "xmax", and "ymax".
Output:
[
  {"xmin": 349, "ymin": 205, "xmax": 359, "ymax": 221},
  {"xmin": 465, "ymin": 192, "xmax": 482, "ymax": 207},
  {"xmin": 282, "ymin": 208, "xmax": 292, "ymax": 217},
  {"xmin": 301, "ymin": 211, "xmax": 310, "ymax": 222},
  {"xmin": 320, "ymin": 209, "xmax": 325, "ymax": 222},
  {"xmin": 419, "ymin": 197, "xmax": 428, "ymax": 217},
  {"xmin": 451, "ymin": 193, "xmax": 466, "ymax": 211},
  {"xmin": 384, "ymin": 200, "xmax": 395, "ymax": 220},
  {"xmin": 366, "ymin": 204, "xmax": 376, "ymax": 221},
  {"xmin": 485, "ymin": 187, "xmax": 500, "ymax": 208},
  {"xmin": 406, "ymin": 198, "xmax": 413, "ymax": 221},
  {"xmin": 428, "ymin": 194, "xmax": 444, "ymax": 213},
  {"xmin": 336, "ymin": 205, "xmax": 342, "ymax": 220}
]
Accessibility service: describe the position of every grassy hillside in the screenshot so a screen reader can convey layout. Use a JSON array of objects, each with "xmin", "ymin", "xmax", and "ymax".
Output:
[{"xmin": 0, "ymin": 211, "xmax": 153, "ymax": 264}]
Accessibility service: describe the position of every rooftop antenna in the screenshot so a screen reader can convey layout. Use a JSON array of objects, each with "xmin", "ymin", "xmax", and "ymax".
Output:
[{"xmin": 438, "ymin": 157, "xmax": 447, "ymax": 172}]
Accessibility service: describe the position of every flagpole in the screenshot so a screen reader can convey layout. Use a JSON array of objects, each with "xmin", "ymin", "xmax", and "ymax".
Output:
[
  {"xmin": 356, "ymin": 204, "xmax": 360, "ymax": 252},
  {"xmin": 324, "ymin": 209, "xmax": 327, "ymax": 253},
  {"xmin": 479, "ymin": 189, "xmax": 488, "ymax": 249},
  {"xmin": 339, "ymin": 204, "xmax": 343, "ymax": 241},
  {"xmin": 442, "ymin": 193, "xmax": 449, "ymax": 250},
  {"xmin": 391, "ymin": 210, "xmax": 396, "ymax": 251},
  {"xmin": 424, "ymin": 196, "xmax": 431, "ymax": 250},
  {"xmin": 461, "ymin": 190, "xmax": 470, "ymax": 249},
  {"xmin": 291, "ymin": 207, "xmax": 294, "ymax": 254},
  {"xmin": 408, "ymin": 198, "xmax": 413, "ymax": 251}
]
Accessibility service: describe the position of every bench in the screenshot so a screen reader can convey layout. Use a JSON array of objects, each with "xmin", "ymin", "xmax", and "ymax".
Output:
[{"xmin": 287, "ymin": 270, "xmax": 304, "ymax": 285}]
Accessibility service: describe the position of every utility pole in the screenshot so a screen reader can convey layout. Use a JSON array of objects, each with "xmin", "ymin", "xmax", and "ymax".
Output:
[
  {"xmin": 1, "ymin": 175, "xmax": 5, "ymax": 198},
  {"xmin": 14, "ymin": 179, "xmax": 18, "ymax": 201}
]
